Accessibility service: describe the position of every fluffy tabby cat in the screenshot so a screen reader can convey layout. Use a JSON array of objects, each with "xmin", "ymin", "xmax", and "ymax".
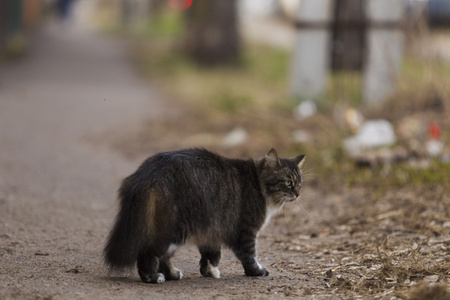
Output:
[{"xmin": 104, "ymin": 148, "xmax": 305, "ymax": 283}]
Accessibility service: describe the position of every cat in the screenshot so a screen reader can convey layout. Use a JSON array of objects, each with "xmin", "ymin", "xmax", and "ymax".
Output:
[{"xmin": 104, "ymin": 148, "xmax": 305, "ymax": 284}]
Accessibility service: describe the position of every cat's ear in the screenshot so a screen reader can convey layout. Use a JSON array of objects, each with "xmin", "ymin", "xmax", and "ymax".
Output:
[
  {"xmin": 292, "ymin": 154, "xmax": 306, "ymax": 169},
  {"xmin": 264, "ymin": 148, "xmax": 281, "ymax": 168}
]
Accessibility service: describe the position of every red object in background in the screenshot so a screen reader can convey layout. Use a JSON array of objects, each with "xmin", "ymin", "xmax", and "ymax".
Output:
[
  {"xmin": 168, "ymin": 0, "xmax": 193, "ymax": 10},
  {"xmin": 428, "ymin": 123, "xmax": 441, "ymax": 140}
]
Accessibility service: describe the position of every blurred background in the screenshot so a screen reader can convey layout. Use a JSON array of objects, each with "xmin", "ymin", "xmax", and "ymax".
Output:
[
  {"xmin": 1, "ymin": 0, "xmax": 449, "ymax": 162},
  {"xmin": 1, "ymin": 1, "xmax": 449, "ymax": 296}
]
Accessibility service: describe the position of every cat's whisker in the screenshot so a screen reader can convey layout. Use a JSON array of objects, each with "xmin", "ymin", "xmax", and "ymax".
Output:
[
  {"xmin": 302, "ymin": 167, "xmax": 321, "ymax": 175},
  {"xmin": 303, "ymin": 172, "xmax": 320, "ymax": 177},
  {"xmin": 295, "ymin": 195, "xmax": 310, "ymax": 217},
  {"xmin": 299, "ymin": 202, "xmax": 310, "ymax": 217},
  {"xmin": 301, "ymin": 167, "xmax": 322, "ymax": 181},
  {"xmin": 282, "ymin": 205, "xmax": 288, "ymax": 220}
]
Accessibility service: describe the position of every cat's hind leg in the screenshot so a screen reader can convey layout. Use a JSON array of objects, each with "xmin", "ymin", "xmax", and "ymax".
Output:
[
  {"xmin": 137, "ymin": 249, "xmax": 165, "ymax": 284},
  {"xmin": 158, "ymin": 257, "xmax": 182, "ymax": 281},
  {"xmin": 198, "ymin": 245, "xmax": 221, "ymax": 279}
]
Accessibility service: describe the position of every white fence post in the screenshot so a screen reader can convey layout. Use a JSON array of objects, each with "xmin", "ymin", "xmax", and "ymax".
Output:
[
  {"xmin": 363, "ymin": 0, "xmax": 405, "ymax": 106},
  {"xmin": 290, "ymin": 0, "xmax": 333, "ymax": 99}
]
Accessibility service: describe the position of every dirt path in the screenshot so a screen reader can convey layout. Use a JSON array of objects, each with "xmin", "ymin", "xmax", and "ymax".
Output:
[{"xmin": 0, "ymin": 4, "xmax": 323, "ymax": 300}]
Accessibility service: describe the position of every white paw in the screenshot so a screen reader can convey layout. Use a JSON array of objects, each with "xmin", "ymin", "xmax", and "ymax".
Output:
[
  {"xmin": 209, "ymin": 267, "xmax": 220, "ymax": 279},
  {"xmin": 206, "ymin": 260, "xmax": 220, "ymax": 279},
  {"xmin": 174, "ymin": 268, "xmax": 183, "ymax": 280},
  {"xmin": 156, "ymin": 274, "xmax": 165, "ymax": 284}
]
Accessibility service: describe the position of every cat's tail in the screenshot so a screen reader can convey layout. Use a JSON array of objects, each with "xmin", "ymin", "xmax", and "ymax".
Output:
[{"xmin": 103, "ymin": 176, "xmax": 152, "ymax": 270}]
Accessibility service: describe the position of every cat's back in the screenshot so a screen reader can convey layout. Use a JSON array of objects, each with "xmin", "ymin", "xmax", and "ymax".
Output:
[
  {"xmin": 135, "ymin": 148, "xmax": 232, "ymax": 178},
  {"xmin": 156, "ymin": 148, "xmax": 224, "ymax": 166},
  {"xmin": 162, "ymin": 148, "xmax": 223, "ymax": 164},
  {"xmin": 130, "ymin": 148, "xmax": 245, "ymax": 205}
]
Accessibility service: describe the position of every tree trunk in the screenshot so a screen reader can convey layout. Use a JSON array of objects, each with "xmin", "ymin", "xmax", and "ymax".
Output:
[{"xmin": 184, "ymin": 0, "xmax": 240, "ymax": 66}]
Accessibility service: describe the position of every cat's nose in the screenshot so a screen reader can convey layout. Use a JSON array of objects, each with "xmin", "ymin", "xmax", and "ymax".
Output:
[{"xmin": 293, "ymin": 188, "xmax": 300, "ymax": 197}]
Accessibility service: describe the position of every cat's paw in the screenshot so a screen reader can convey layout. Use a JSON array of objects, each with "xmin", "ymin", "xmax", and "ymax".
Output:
[
  {"xmin": 244, "ymin": 266, "xmax": 269, "ymax": 277},
  {"xmin": 167, "ymin": 268, "xmax": 183, "ymax": 281},
  {"xmin": 139, "ymin": 272, "xmax": 166, "ymax": 284},
  {"xmin": 154, "ymin": 273, "xmax": 166, "ymax": 284},
  {"xmin": 200, "ymin": 260, "xmax": 221, "ymax": 279}
]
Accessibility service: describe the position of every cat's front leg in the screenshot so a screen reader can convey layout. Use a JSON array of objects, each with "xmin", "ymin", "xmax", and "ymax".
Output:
[{"xmin": 231, "ymin": 232, "xmax": 269, "ymax": 277}]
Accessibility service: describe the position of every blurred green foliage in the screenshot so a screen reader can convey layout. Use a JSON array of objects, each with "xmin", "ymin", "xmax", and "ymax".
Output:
[{"xmin": 144, "ymin": 10, "xmax": 184, "ymax": 38}]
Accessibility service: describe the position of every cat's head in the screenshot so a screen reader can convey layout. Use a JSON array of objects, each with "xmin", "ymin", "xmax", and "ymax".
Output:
[{"xmin": 256, "ymin": 149, "xmax": 306, "ymax": 207}]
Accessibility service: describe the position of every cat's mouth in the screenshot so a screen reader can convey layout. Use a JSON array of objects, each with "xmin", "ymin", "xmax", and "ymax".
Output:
[
  {"xmin": 285, "ymin": 197, "xmax": 299, "ymax": 203},
  {"xmin": 277, "ymin": 194, "xmax": 299, "ymax": 205}
]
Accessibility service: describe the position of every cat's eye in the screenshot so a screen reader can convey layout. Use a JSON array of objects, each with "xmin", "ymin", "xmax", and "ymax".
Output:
[{"xmin": 285, "ymin": 180, "xmax": 293, "ymax": 187}]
